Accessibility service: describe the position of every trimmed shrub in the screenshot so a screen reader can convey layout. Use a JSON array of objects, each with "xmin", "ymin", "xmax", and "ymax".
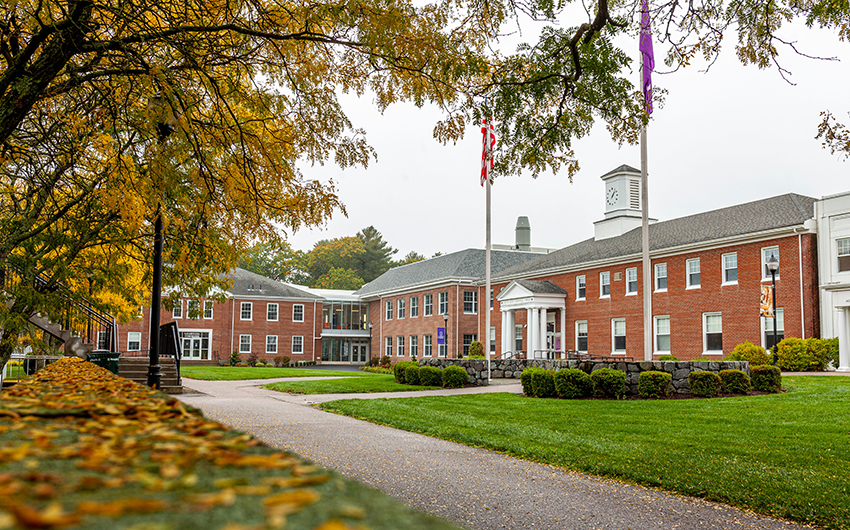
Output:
[
  {"xmin": 380, "ymin": 356, "xmax": 391, "ymax": 368},
  {"xmin": 443, "ymin": 365, "xmax": 468, "ymax": 388},
  {"xmin": 823, "ymin": 337, "xmax": 839, "ymax": 369},
  {"xmin": 775, "ymin": 337, "xmax": 836, "ymax": 372},
  {"xmin": 751, "ymin": 365, "xmax": 782, "ymax": 393},
  {"xmin": 656, "ymin": 355, "xmax": 679, "ymax": 361},
  {"xmin": 419, "ymin": 366, "xmax": 443, "ymax": 387},
  {"xmin": 247, "ymin": 353, "xmax": 259, "ymax": 367},
  {"xmin": 255, "ymin": 362, "xmax": 266, "ymax": 368},
  {"xmin": 393, "ymin": 361, "xmax": 419, "ymax": 384},
  {"xmin": 468, "ymin": 341, "xmax": 483, "ymax": 358},
  {"xmin": 530, "ymin": 369, "xmax": 556, "ymax": 398},
  {"xmin": 520, "ymin": 367, "xmax": 544, "ymax": 396},
  {"xmin": 688, "ymin": 371, "xmax": 720, "ymax": 398},
  {"xmin": 554, "ymin": 369, "xmax": 593, "ymax": 399},
  {"xmin": 725, "ymin": 341, "xmax": 771, "ymax": 366},
  {"xmin": 229, "ymin": 351, "xmax": 241, "ymax": 366},
  {"xmin": 273, "ymin": 356, "xmax": 283, "ymax": 368},
  {"xmin": 281, "ymin": 356, "xmax": 291, "ymax": 367},
  {"xmin": 591, "ymin": 368, "xmax": 626, "ymax": 399},
  {"xmin": 719, "ymin": 369, "xmax": 751, "ymax": 394},
  {"xmin": 405, "ymin": 365, "xmax": 421, "ymax": 385},
  {"xmin": 638, "ymin": 371, "xmax": 672, "ymax": 399}
]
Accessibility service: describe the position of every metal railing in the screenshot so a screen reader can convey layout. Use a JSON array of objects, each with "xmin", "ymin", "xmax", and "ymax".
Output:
[{"xmin": 0, "ymin": 353, "xmax": 64, "ymax": 387}]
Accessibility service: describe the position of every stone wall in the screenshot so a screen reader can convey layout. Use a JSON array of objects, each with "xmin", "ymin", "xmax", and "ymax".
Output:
[{"xmin": 418, "ymin": 358, "xmax": 750, "ymax": 394}]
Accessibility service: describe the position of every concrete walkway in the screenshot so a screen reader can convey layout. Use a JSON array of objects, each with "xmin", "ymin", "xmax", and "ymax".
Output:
[{"xmin": 178, "ymin": 378, "xmax": 813, "ymax": 530}]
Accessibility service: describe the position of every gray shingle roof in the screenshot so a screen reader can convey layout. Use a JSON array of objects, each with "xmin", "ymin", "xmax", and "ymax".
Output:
[
  {"xmin": 601, "ymin": 164, "xmax": 640, "ymax": 178},
  {"xmin": 494, "ymin": 193, "xmax": 816, "ymax": 279},
  {"xmin": 356, "ymin": 249, "xmax": 544, "ymax": 297},
  {"xmin": 516, "ymin": 279, "xmax": 569, "ymax": 295},
  {"xmin": 227, "ymin": 268, "xmax": 319, "ymax": 299}
]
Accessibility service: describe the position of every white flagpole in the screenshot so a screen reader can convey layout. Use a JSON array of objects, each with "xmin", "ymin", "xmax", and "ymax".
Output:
[
  {"xmin": 641, "ymin": 127, "xmax": 652, "ymax": 361},
  {"xmin": 485, "ymin": 115, "xmax": 492, "ymax": 382}
]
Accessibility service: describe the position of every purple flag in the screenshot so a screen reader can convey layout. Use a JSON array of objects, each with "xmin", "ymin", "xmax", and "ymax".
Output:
[{"xmin": 639, "ymin": 0, "xmax": 654, "ymax": 114}]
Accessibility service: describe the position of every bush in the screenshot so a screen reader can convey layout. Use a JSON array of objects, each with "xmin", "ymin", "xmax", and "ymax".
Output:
[
  {"xmin": 442, "ymin": 365, "xmax": 468, "ymax": 388},
  {"xmin": 255, "ymin": 362, "xmax": 266, "ymax": 368},
  {"xmin": 360, "ymin": 365, "xmax": 393, "ymax": 374},
  {"xmin": 520, "ymin": 367, "xmax": 544, "ymax": 396},
  {"xmin": 229, "ymin": 350, "xmax": 241, "ymax": 366},
  {"xmin": 656, "ymin": 355, "xmax": 679, "ymax": 361},
  {"xmin": 405, "ymin": 365, "xmax": 421, "ymax": 385},
  {"xmin": 530, "ymin": 369, "xmax": 556, "ymax": 398},
  {"xmin": 776, "ymin": 337, "xmax": 823, "ymax": 371},
  {"xmin": 822, "ymin": 337, "xmax": 839, "ymax": 369},
  {"xmin": 468, "ymin": 340, "xmax": 483, "ymax": 358},
  {"xmin": 281, "ymin": 356, "xmax": 291, "ymax": 367},
  {"xmin": 806, "ymin": 338, "xmax": 837, "ymax": 371},
  {"xmin": 725, "ymin": 341, "xmax": 771, "ymax": 366},
  {"xmin": 554, "ymin": 369, "xmax": 593, "ymax": 399},
  {"xmin": 272, "ymin": 356, "xmax": 283, "ymax": 368},
  {"xmin": 419, "ymin": 366, "xmax": 443, "ymax": 386},
  {"xmin": 638, "ymin": 371, "xmax": 672, "ymax": 399},
  {"xmin": 368, "ymin": 357, "xmax": 380, "ymax": 367},
  {"xmin": 247, "ymin": 353, "xmax": 259, "ymax": 367},
  {"xmin": 719, "ymin": 369, "xmax": 751, "ymax": 394},
  {"xmin": 380, "ymin": 356, "xmax": 391, "ymax": 368},
  {"xmin": 392, "ymin": 361, "xmax": 419, "ymax": 384},
  {"xmin": 688, "ymin": 371, "xmax": 720, "ymax": 398},
  {"xmin": 591, "ymin": 368, "xmax": 626, "ymax": 399},
  {"xmin": 751, "ymin": 365, "xmax": 781, "ymax": 392}
]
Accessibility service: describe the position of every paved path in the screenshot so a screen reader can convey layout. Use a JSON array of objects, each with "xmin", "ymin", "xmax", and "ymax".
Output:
[{"xmin": 178, "ymin": 378, "xmax": 813, "ymax": 530}]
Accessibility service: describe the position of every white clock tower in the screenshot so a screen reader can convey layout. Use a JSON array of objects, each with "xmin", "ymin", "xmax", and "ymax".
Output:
[{"xmin": 594, "ymin": 165, "xmax": 652, "ymax": 240}]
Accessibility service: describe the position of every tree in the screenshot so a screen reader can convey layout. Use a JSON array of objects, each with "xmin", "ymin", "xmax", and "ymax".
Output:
[
  {"xmin": 238, "ymin": 242, "xmax": 309, "ymax": 284},
  {"xmin": 392, "ymin": 251, "xmax": 427, "ymax": 268},
  {"xmin": 313, "ymin": 268, "xmax": 365, "ymax": 290},
  {"xmin": 306, "ymin": 237, "xmax": 366, "ymax": 283},
  {"xmin": 357, "ymin": 226, "xmax": 398, "ymax": 283}
]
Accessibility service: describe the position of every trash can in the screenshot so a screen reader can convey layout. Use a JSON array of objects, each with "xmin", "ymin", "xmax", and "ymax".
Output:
[{"xmin": 88, "ymin": 352, "xmax": 120, "ymax": 375}]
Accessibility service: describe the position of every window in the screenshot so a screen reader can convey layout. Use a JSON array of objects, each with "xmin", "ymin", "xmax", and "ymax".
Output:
[
  {"xmin": 462, "ymin": 334, "xmax": 476, "ymax": 355},
  {"xmin": 515, "ymin": 324, "xmax": 523, "ymax": 353},
  {"xmin": 438, "ymin": 341, "xmax": 447, "ymax": 358},
  {"xmin": 439, "ymin": 292, "xmax": 448, "ymax": 315},
  {"xmin": 626, "ymin": 268, "xmax": 638, "ymax": 295},
  {"xmin": 723, "ymin": 253, "xmax": 738, "ymax": 284},
  {"xmin": 187, "ymin": 299, "xmax": 200, "ymax": 319},
  {"xmin": 292, "ymin": 304, "xmax": 304, "ymax": 322},
  {"xmin": 385, "ymin": 300, "xmax": 393, "ymax": 321},
  {"xmin": 410, "ymin": 335, "xmax": 418, "ymax": 357},
  {"xmin": 397, "ymin": 298, "xmax": 406, "ymax": 319},
  {"xmin": 267, "ymin": 303, "xmax": 278, "ymax": 322},
  {"xmin": 687, "ymin": 258, "xmax": 701, "ymax": 288},
  {"xmin": 490, "ymin": 289, "xmax": 494, "ymax": 310},
  {"xmin": 424, "ymin": 335, "xmax": 433, "ymax": 356},
  {"xmin": 173, "ymin": 300, "xmax": 183, "ymax": 319},
  {"xmin": 576, "ymin": 276, "xmax": 586, "ymax": 300},
  {"xmin": 239, "ymin": 334, "xmax": 252, "ymax": 354},
  {"xmin": 654, "ymin": 316, "xmax": 670, "ymax": 353},
  {"xmin": 655, "ymin": 263, "xmax": 667, "ymax": 291},
  {"xmin": 97, "ymin": 331, "xmax": 109, "ymax": 351},
  {"xmin": 266, "ymin": 335, "xmax": 278, "ymax": 354},
  {"xmin": 600, "ymin": 272, "xmax": 610, "ymax": 297},
  {"xmin": 292, "ymin": 336, "xmax": 303, "ymax": 354},
  {"xmin": 204, "ymin": 300, "xmax": 214, "ymax": 319},
  {"xmin": 762, "ymin": 246, "xmax": 780, "ymax": 280},
  {"xmin": 424, "ymin": 294, "xmax": 433, "ymax": 316},
  {"xmin": 385, "ymin": 337, "xmax": 393, "ymax": 356},
  {"xmin": 463, "ymin": 291, "xmax": 478, "ymax": 314},
  {"xmin": 410, "ymin": 297, "xmax": 419, "ymax": 318},
  {"xmin": 397, "ymin": 336, "xmax": 405, "ymax": 357},
  {"xmin": 839, "ymin": 238, "xmax": 850, "ymax": 272},
  {"xmin": 490, "ymin": 327, "xmax": 496, "ymax": 353},
  {"xmin": 127, "ymin": 332, "xmax": 141, "ymax": 351},
  {"xmin": 704, "ymin": 313, "xmax": 723, "ymax": 352},
  {"xmin": 240, "ymin": 302, "xmax": 252, "ymax": 321},
  {"xmin": 762, "ymin": 308, "xmax": 785, "ymax": 351},
  {"xmin": 612, "ymin": 318, "xmax": 626, "ymax": 353},
  {"xmin": 575, "ymin": 321, "xmax": 588, "ymax": 352}
]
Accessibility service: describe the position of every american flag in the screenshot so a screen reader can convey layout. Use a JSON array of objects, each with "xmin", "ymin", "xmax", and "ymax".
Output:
[
  {"xmin": 480, "ymin": 117, "xmax": 495, "ymax": 186},
  {"xmin": 639, "ymin": 0, "xmax": 655, "ymax": 114}
]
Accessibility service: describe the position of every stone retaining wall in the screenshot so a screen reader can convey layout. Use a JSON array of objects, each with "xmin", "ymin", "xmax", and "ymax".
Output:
[{"xmin": 418, "ymin": 358, "xmax": 750, "ymax": 394}]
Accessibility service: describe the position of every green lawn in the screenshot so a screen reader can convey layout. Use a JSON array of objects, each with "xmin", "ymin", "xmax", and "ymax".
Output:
[
  {"xmin": 264, "ymin": 374, "xmax": 442, "ymax": 394},
  {"xmin": 321, "ymin": 376, "xmax": 850, "ymax": 530},
  {"xmin": 181, "ymin": 365, "xmax": 375, "ymax": 380}
]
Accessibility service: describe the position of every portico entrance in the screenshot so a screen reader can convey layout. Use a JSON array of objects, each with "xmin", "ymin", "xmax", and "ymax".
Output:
[{"xmin": 496, "ymin": 280, "xmax": 568, "ymax": 359}]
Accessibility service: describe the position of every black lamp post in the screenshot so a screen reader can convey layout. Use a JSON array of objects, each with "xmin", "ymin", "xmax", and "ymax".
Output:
[
  {"xmin": 368, "ymin": 321, "xmax": 373, "ymax": 364},
  {"xmin": 767, "ymin": 255, "xmax": 779, "ymax": 366},
  {"xmin": 443, "ymin": 312, "xmax": 449, "ymax": 358}
]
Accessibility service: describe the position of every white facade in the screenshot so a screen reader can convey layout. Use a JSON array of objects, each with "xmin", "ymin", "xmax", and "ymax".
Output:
[{"xmin": 815, "ymin": 191, "xmax": 850, "ymax": 371}]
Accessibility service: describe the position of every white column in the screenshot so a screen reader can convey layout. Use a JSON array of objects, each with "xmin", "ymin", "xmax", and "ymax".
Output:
[
  {"xmin": 507, "ymin": 310, "xmax": 515, "ymax": 355},
  {"xmin": 539, "ymin": 308, "xmax": 548, "ymax": 357},
  {"xmin": 501, "ymin": 311, "xmax": 508, "ymax": 356},
  {"xmin": 560, "ymin": 308, "xmax": 567, "ymax": 356},
  {"xmin": 528, "ymin": 308, "xmax": 537, "ymax": 358},
  {"xmin": 838, "ymin": 307, "xmax": 850, "ymax": 372}
]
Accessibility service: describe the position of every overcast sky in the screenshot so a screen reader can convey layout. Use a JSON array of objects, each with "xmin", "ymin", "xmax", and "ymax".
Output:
[{"xmin": 286, "ymin": 18, "xmax": 849, "ymax": 259}]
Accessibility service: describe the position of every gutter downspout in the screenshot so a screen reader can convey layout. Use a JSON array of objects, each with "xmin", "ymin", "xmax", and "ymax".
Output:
[
  {"xmin": 313, "ymin": 300, "xmax": 317, "ymax": 363},
  {"xmin": 230, "ymin": 298, "xmax": 235, "ymax": 357},
  {"xmin": 799, "ymin": 233, "xmax": 806, "ymax": 339}
]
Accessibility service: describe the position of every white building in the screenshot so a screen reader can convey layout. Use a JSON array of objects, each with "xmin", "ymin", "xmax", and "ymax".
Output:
[{"xmin": 815, "ymin": 191, "xmax": 850, "ymax": 371}]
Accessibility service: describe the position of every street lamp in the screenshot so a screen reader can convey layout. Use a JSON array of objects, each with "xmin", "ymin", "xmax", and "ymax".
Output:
[
  {"xmin": 443, "ymin": 312, "xmax": 449, "ymax": 358},
  {"xmin": 368, "ymin": 321, "xmax": 373, "ymax": 365},
  {"xmin": 767, "ymin": 255, "xmax": 779, "ymax": 366}
]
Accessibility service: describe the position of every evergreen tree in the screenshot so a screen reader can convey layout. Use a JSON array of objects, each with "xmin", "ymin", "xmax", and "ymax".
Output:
[{"xmin": 357, "ymin": 226, "xmax": 398, "ymax": 283}]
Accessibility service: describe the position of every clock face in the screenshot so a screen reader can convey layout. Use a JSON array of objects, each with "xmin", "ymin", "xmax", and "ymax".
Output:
[{"xmin": 606, "ymin": 187, "xmax": 619, "ymax": 207}]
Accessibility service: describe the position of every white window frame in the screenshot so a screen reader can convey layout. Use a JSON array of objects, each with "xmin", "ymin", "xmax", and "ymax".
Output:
[
  {"xmin": 463, "ymin": 291, "xmax": 478, "ymax": 314},
  {"xmin": 266, "ymin": 335, "xmax": 278, "ymax": 354},
  {"xmin": 576, "ymin": 275, "xmax": 586, "ymax": 300},
  {"xmin": 654, "ymin": 263, "xmax": 667, "ymax": 292},
  {"xmin": 385, "ymin": 300, "xmax": 393, "ymax": 321},
  {"xmin": 838, "ymin": 237, "xmax": 850, "ymax": 273},
  {"xmin": 385, "ymin": 337, "xmax": 393, "ymax": 356},
  {"xmin": 187, "ymin": 299, "xmax": 200, "ymax": 319},
  {"xmin": 292, "ymin": 336, "xmax": 304, "ymax": 355},
  {"xmin": 239, "ymin": 334, "xmax": 252, "ymax": 354},
  {"xmin": 410, "ymin": 335, "xmax": 419, "ymax": 357},
  {"xmin": 686, "ymin": 258, "xmax": 701, "ymax": 289},
  {"xmin": 722, "ymin": 252, "xmax": 738, "ymax": 285},
  {"xmin": 424, "ymin": 294, "xmax": 433, "ymax": 316},
  {"xmin": 203, "ymin": 300, "xmax": 214, "ymax": 319},
  {"xmin": 600, "ymin": 272, "xmax": 610, "ymax": 298},
  {"xmin": 173, "ymin": 300, "xmax": 183, "ymax": 319},
  {"xmin": 611, "ymin": 318, "xmax": 626, "ymax": 355},
  {"xmin": 292, "ymin": 304, "xmax": 304, "ymax": 322},
  {"xmin": 761, "ymin": 246, "xmax": 780, "ymax": 281},
  {"xmin": 424, "ymin": 334, "xmax": 433, "ymax": 356},
  {"xmin": 489, "ymin": 326, "xmax": 496, "ymax": 353},
  {"xmin": 410, "ymin": 297, "xmax": 419, "ymax": 318},
  {"xmin": 397, "ymin": 336, "xmax": 405, "ymax": 357},
  {"xmin": 127, "ymin": 332, "xmax": 141, "ymax": 351},
  {"xmin": 575, "ymin": 320, "xmax": 588, "ymax": 353},
  {"xmin": 761, "ymin": 308, "xmax": 785, "ymax": 350},
  {"xmin": 439, "ymin": 292, "xmax": 449, "ymax": 315},
  {"xmin": 438, "ymin": 342, "xmax": 447, "ymax": 358},
  {"xmin": 625, "ymin": 267, "xmax": 638, "ymax": 295},
  {"xmin": 654, "ymin": 315, "xmax": 671, "ymax": 354},
  {"xmin": 397, "ymin": 298, "xmax": 405, "ymax": 319},
  {"xmin": 240, "ymin": 302, "xmax": 252, "ymax": 321},
  {"xmin": 703, "ymin": 312, "xmax": 723, "ymax": 354},
  {"xmin": 490, "ymin": 289, "xmax": 494, "ymax": 310},
  {"xmin": 267, "ymin": 302, "xmax": 279, "ymax": 322}
]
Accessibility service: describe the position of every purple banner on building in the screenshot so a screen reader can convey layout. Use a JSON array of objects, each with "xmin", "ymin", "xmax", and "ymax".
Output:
[{"xmin": 437, "ymin": 327, "xmax": 446, "ymax": 345}]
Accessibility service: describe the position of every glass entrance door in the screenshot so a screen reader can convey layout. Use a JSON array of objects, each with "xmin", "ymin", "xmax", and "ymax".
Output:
[{"xmin": 179, "ymin": 331, "xmax": 210, "ymax": 359}]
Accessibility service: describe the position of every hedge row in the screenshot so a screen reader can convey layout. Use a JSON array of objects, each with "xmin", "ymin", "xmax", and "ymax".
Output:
[
  {"xmin": 393, "ymin": 362, "xmax": 468, "ymax": 388},
  {"xmin": 522, "ymin": 367, "xmax": 627, "ymax": 399},
  {"xmin": 724, "ymin": 338, "xmax": 838, "ymax": 370}
]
